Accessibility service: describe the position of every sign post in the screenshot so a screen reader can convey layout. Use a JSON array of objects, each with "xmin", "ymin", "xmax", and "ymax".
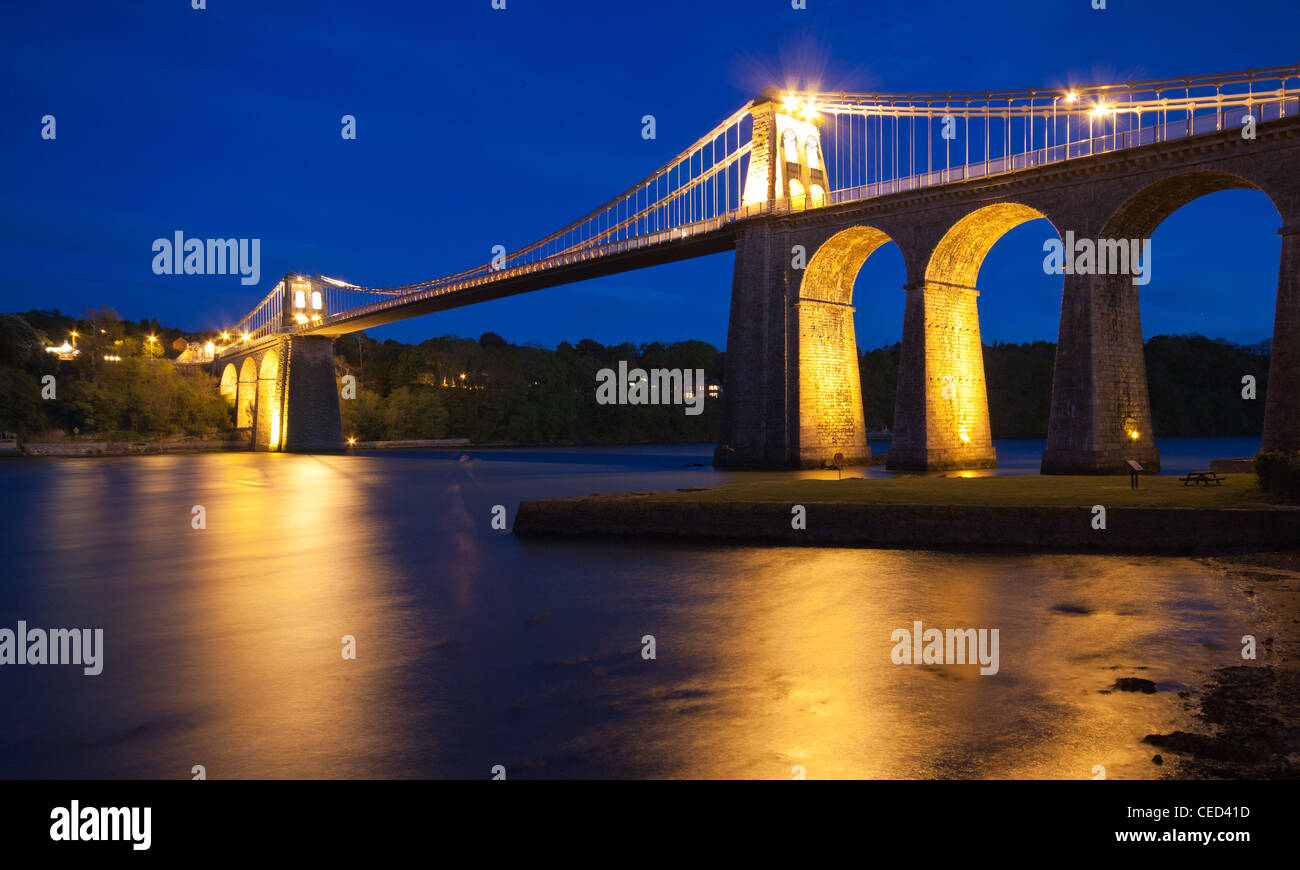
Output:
[{"xmin": 1126, "ymin": 459, "xmax": 1143, "ymax": 490}]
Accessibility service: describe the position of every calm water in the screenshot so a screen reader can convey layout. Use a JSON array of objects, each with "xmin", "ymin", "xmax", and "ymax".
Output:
[{"xmin": 0, "ymin": 438, "xmax": 1271, "ymax": 779}]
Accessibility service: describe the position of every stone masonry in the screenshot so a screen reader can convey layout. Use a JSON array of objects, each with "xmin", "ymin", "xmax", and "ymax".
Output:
[{"xmin": 717, "ymin": 114, "xmax": 1300, "ymax": 471}]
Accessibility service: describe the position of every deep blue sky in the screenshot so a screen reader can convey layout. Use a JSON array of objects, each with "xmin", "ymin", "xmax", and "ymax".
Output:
[{"xmin": 2, "ymin": 0, "xmax": 1295, "ymax": 350}]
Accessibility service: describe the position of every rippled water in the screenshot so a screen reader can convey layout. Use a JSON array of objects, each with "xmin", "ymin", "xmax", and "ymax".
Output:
[{"xmin": 0, "ymin": 439, "xmax": 1268, "ymax": 779}]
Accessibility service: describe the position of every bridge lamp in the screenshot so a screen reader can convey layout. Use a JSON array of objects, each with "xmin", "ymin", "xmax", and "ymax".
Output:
[
  {"xmin": 294, "ymin": 313, "xmax": 309, "ymax": 324},
  {"xmin": 1064, "ymin": 91, "xmax": 1079, "ymax": 103},
  {"xmin": 221, "ymin": 332, "xmax": 230, "ymax": 341},
  {"xmin": 241, "ymin": 332, "xmax": 250, "ymax": 342},
  {"xmin": 347, "ymin": 437, "xmax": 357, "ymax": 446},
  {"xmin": 958, "ymin": 428, "xmax": 971, "ymax": 444},
  {"xmin": 204, "ymin": 341, "xmax": 215, "ymax": 356},
  {"xmin": 1129, "ymin": 429, "xmax": 1140, "ymax": 441}
]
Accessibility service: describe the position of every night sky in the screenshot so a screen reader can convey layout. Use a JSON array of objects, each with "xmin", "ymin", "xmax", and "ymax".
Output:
[{"xmin": 2, "ymin": 0, "xmax": 1296, "ymax": 350}]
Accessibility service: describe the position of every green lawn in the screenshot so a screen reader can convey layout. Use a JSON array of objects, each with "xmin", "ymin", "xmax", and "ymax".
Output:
[{"xmin": 613, "ymin": 474, "xmax": 1281, "ymax": 509}]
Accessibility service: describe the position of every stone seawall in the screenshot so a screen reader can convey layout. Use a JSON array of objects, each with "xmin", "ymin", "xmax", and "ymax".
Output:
[
  {"xmin": 19, "ymin": 441, "xmax": 247, "ymax": 456},
  {"xmin": 514, "ymin": 498, "xmax": 1300, "ymax": 552}
]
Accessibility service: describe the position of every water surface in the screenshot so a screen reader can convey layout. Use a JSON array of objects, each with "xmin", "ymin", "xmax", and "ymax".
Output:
[{"xmin": 0, "ymin": 439, "xmax": 1268, "ymax": 778}]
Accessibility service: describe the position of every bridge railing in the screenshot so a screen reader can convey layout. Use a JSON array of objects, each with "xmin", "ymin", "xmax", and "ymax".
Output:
[
  {"xmin": 223, "ymin": 65, "xmax": 1300, "ymax": 338},
  {"xmin": 807, "ymin": 65, "xmax": 1299, "ymax": 200}
]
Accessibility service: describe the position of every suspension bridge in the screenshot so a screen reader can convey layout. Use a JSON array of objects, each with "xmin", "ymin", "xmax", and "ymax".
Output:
[{"xmin": 188, "ymin": 64, "xmax": 1300, "ymax": 471}]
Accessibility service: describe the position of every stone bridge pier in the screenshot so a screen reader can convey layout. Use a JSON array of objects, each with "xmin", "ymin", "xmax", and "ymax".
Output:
[
  {"xmin": 213, "ymin": 334, "xmax": 343, "ymax": 452},
  {"xmin": 716, "ymin": 114, "xmax": 1300, "ymax": 472}
]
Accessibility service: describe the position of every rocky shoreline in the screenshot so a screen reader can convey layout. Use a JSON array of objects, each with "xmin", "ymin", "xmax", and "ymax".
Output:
[{"xmin": 1145, "ymin": 550, "xmax": 1300, "ymax": 779}]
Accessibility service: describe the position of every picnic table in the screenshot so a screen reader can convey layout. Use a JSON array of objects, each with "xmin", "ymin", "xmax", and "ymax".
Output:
[{"xmin": 1179, "ymin": 471, "xmax": 1224, "ymax": 486}]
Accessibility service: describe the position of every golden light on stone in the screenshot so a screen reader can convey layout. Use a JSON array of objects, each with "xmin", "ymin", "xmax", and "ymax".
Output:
[
  {"xmin": 916, "ymin": 202, "xmax": 1054, "ymax": 468},
  {"xmin": 796, "ymin": 226, "xmax": 889, "ymax": 466}
]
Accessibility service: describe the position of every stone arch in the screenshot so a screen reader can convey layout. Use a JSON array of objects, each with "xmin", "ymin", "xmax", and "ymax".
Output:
[
  {"xmin": 795, "ymin": 226, "xmax": 898, "ymax": 466},
  {"xmin": 219, "ymin": 363, "xmax": 238, "ymax": 407},
  {"xmin": 236, "ymin": 358, "xmax": 257, "ymax": 428},
  {"xmin": 1099, "ymin": 170, "xmax": 1273, "ymax": 241},
  {"xmin": 925, "ymin": 202, "xmax": 1053, "ymax": 289},
  {"xmin": 1066, "ymin": 171, "xmax": 1289, "ymax": 465},
  {"xmin": 255, "ymin": 351, "xmax": 281, "ymax": 450},
  {"xmin": 892, "ymin": 203, "xmax": 1057, "ymax": 470}
]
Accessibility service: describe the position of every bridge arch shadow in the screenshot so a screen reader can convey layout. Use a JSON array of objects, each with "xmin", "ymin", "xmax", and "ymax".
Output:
[{"xmin": 796, "ymin": 225, "xmax": 900, "ymax": 466}]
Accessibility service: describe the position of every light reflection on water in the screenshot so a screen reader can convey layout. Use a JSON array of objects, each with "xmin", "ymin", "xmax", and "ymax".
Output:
[{"xmin": 0, "ymin": 441, "xmax": 1266, "ymax": 779}]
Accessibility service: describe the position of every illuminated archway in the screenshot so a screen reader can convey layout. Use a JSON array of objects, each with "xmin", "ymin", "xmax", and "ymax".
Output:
[
  {"xmin": 219, "ymin": 364, "xmax": 238, "ymax": 408},
  {"xmin": 796, "ymin": 226, "xmax": 897, "ymax": 465},
  {"xmin": 898, "ymin": 202, "xmax": 1057, "ymax": 470},
  {"xmin": 255, "ymin": 352, "xmax": 282, "ymax": 450},
  {"xmin": 236, "ymin": 358, "xmax": 257, "ymax": 428}
]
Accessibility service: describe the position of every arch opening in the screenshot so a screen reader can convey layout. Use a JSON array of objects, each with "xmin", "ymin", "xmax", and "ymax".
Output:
[
  {"xmin": 219, "ymin": 364, "xmax": 238, "ymax": 408},
  {"xmin": 898, "ymin": 202, "xmax": 1058, "ymax": 470},
  {"xmin": 1100, "ymin": 170, "xmax": 1267, "ymax": 241},
  {"xmin": 926, "ymin": 202, "xmax": 1052, "ymax": 289},
  {"xmin": 1097, "ymin": 172, "xmax": 1284, "ymax": 457}
]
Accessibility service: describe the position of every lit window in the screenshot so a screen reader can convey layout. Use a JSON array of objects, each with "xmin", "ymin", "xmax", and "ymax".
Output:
[
  {"xmin": 294, "ymin": 289, "xmax": 306, "ymax": 309},
  {"xmin": 806, "ymin": 135, "xmax": 820, "ymax": 170},
  {"xmin": 783, "ymin": 129, "xmax": 800, "ymax": 164},
  {"xmin": 311, "ymin": 291, "xmax": 322, "ymax": 310}
]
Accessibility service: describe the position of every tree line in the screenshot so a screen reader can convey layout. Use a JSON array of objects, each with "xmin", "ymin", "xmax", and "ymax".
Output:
[{"xmin": 0, "ymin": 308, "xmax": 1272, "ymax": 443}]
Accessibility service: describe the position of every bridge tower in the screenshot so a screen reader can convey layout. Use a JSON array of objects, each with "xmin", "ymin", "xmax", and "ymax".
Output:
[
  {"xmin": 718, "ymin": 90, "xmax": 868, "ymax": 468},
  {"xmin": 211, "ymin": 274, "xmax": 343, "ymax": 452},
  {"xmin": 743, "ymin": 87, "xmax": 831, "ymax": 209},
  {"xmin": 284, "ymin": 274, "xmax": 327, "ymax": 328}
]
